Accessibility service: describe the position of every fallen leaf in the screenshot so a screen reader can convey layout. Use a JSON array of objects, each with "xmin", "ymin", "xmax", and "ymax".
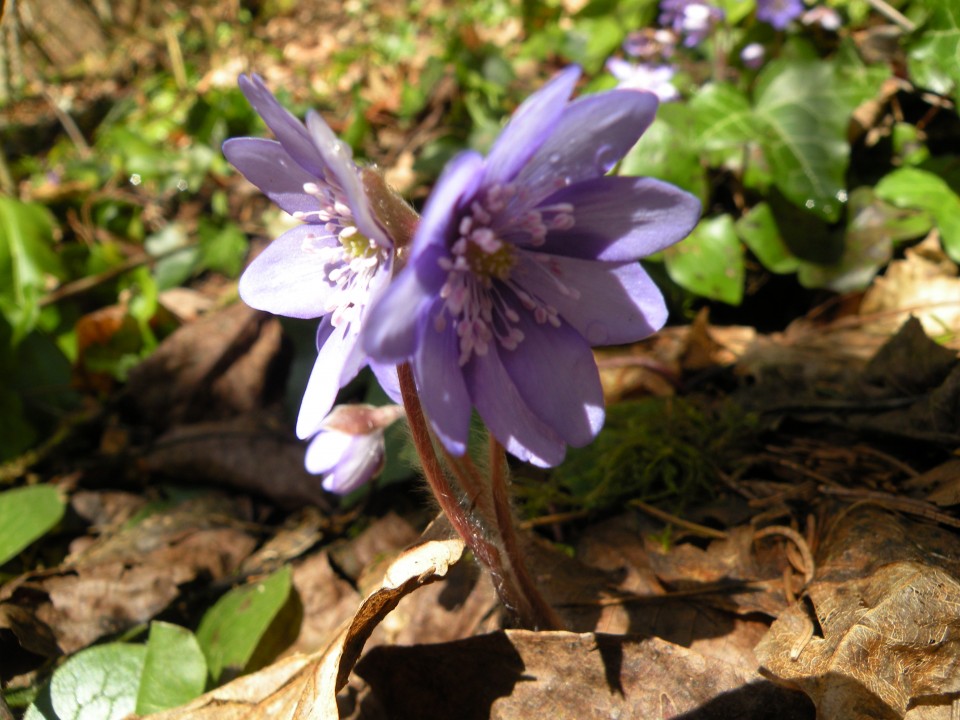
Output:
[{"xmin": 757, "ymin": 507, "xmax": 960, "ymax": 719}]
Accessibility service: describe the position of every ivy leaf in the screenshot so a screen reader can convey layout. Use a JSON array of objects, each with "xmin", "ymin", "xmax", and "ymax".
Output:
[
  {"xmin": 908, "ymin": 0, "xmax": 960, "ymax": 105},
  {"xmin": 735, "ymin": 203, "xmax": 799, "ymax": 275},
  {"xmin": 664, "ymin": 215, "xmax": 744, "ymax": 305},
  {"xmin": 690, "ymin": 82, "xmax": 757, "ymax": 152},
  {"xmin": 620, "ymin": 102, "xmax": 709, "ymax": 206},
  {"xmin": 875, "ymin": 167, "xmax": 960, "ymax": 262},
  {"xmin": 0, "ymin": 485, "xmax": 66, "ymax": 566},
  {"xmin": 752, "ymin": 58, "xmax": 883, "ymax": 222}
]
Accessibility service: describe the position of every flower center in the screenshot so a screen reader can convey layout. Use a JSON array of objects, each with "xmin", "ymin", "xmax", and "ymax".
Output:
[
  {"xmin": 433, "ymin": 184, "xmax": 578, "ymax": 366},
  {"xmin": 296, "ymin": 181, "xmax": 389, "ymax": 329}
]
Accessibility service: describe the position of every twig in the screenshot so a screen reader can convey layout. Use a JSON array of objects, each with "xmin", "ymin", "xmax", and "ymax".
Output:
[
  {"xmin": 753, "ymin": 525, "xmax": 815, "ymax": 585},
  {"xmin": 819, "ymin": 484, "xmax": 960, "ymax": 529},
  {"xmin": 864, "ymin": 0, "xmax": 916, "ymax": 32},
  {"xmin": 630, "ymin": 499, "xmax": 729, "ymax": 540}
]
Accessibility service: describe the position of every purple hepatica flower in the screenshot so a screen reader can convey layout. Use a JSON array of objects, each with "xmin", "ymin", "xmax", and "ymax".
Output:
[
  {"xmin": 606, "ymin": 58, "xmax": 679, "ymax": 102},
  {"xmin": 224, "ymin": 75, "xmax": 406, "ymax": 441},
  {"xmin": 305, "ymin": 404, "xmax": 404, "ymax": 494},
  {"xmin": 659, "ymin": 0, "xmax": 724, "ymax": 47},
  {"xmin": 740, "ymin": 42, "xmax": 766, "ymax": 69},
  {"xmin": 363, "ymin": 67, "xmax": 701, "ymax": 467},
  {"xmin": 756, "ymin": 0, "xmax": 804, "ymax": 29}
]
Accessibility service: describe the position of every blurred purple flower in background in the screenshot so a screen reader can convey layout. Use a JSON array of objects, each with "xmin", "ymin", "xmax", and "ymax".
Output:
[
  {"xmin": 756, "ymin": 0, "xmax": 805, "ymax": 29},
  {"xmin": 623, "ymin": 29, "xmax": 676, "ymax": 59},
  {"xmin": 305, "ymin": 404, "xmax": 404, "ymax": 494},
  {"xmin": 740, "ymin": 42, "xmax": 766, "ymax": 69},
  {"xmin": 224, "ymin": 75, "xmax": 404, "ymax": 442},
  {"xmin": 659, "ymin": 0, "xmax": 724, "ymax": 47},
  {"xmin": 802, "ymin": 5, "xmax": 841, "ymax": 30},
  {"xmin": 363, "ymin": 67, "xmax": 701, "ymax": 467},
  {"xmin": 606, "ymin": 58, "xmax": 679, "ymax": 102}
]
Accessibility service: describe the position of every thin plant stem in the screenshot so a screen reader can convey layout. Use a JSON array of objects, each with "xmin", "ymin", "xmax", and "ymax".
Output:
[{"xmin": 488, "ymin": 436, "xmax": 564, "ymax": 630}]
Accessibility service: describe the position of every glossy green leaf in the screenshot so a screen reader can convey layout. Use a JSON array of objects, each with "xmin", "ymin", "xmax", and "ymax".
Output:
[
  {"xmin": 620, "ymin": 103, "xmax": 709, "ymax": 205},
  {"xmin": 753, "ymin": 58, "xmax": 883, "ymax": 222},
  {"xmin": 908, "ymin": 0, "xmax": 960, "ymax": 105},
  {"xmin": 875, "ymin": 167, "xmax": 960, "ymax": 262},
  {"xmin": 135, "ymin": 622, "xmax": 207, "ymax": 715},
  {"xmin": 664, "ymin": 215, "xmax": 744, "ymax": 305},
  {"xmin": 797, "ymin": 188, "xmax": 896, "ymax": 292},
  {"xmin": 735, "ymin": 203, "xmax": 799, "ymax": 275},
  {"xmin": 196, "ymin": 566, "xmax": 294, "ymax": 683},
  {"xmin": 690, "ymin": 83, "xmax": 756, "ymax": 152},
  {"xmin": 0, "ymin": 485, "xmax": 66, "ymax": 566},
  {"xmin": 26, "ymin": 644, "xmax": 147, "ymax": 720},
  {"xmin": 0, "ymin": 197, "xmax": 62, "ymax": 344}
]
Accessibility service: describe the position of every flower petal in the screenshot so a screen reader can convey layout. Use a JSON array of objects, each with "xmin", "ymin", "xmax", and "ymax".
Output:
[
  {"xmin": 362, "ymin": 263, "xmax": 432, "ymax": 363},
  {"xmin": 222, "ymin": 138, "xmax": 318, "ymax": 216},
  {"xmin": 321, "ymin": 434, "xmax": 384, "ymax": 494},
  {"xmin": 515, "ymin": 252, "xmax": 667, "ymax": 345},
  {"xmin": 369, "ymin": 360, "xmax": 402, "ymax": 404},
  {"xmin": 238, "ymin": 225, "xmax": 340, "ymax": 318},
  {"xmin": 464, "ymin": 344, "xmax": 567, "ymax": 467},
  {"xmin": 497, "ymin": 309, "xmax": 604, "ymax": 448},
  {"xmin": 410, "ymin": 151, "xmax": 485, "ymax": 277},
  {"xmin": 296, "ymin": 318, "xmax": 357, "ymax": 438},
  {"xmin": 516, "ymin": 90, "xmax": 659, "ymax": 204},
  {"xmin": 305, "ymin": 113, "xmax": 389, "ymax": 248},
  {"xmin": 304, "ymin": 429, "xmax": 351, "ymax": 474},
  {"xmin": 238, "ymin": 74, "xmax": 328, "ymax": 179},
  {"xmin": 535, "ymin": 176, "xmax": 701, "ymax": 261},
  {"xmin": 483, "ymin": 66, "xmax": 581, "ymax": 188},
  {"xmin": 414, "ymin": 311, "xmax": 472, "ymax": 456}
]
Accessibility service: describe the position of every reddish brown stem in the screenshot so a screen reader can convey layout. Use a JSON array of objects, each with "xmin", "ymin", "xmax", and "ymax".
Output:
[{"xmin": 489, "ymin": 437, "xmax": 564, "ymax": 630}]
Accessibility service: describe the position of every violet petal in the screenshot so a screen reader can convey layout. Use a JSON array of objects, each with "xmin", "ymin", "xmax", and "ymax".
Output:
[
  {"xmin": 414, "ymin": 312, "xmax": 472, "ymax": 455},
  {"xmin": 222, "ymin": 138, "xmax": 317, "ymax": 216},
  {"xmin": 516, "ymin": 90, "xmax": 658, "ymax": 203},
  {"xmin": 535, "ymin": 176, "xmax": 701, "ymax": 260},
  {"xmin": 238, "ymin": 225, "xmax": 340, "ymax": 319},
  {"xmin": 296, "ymin": 318, "xmax": 357, "ymax": 438},
  {"xmin": 497, "ymin": 310, "xmax": 604, "ymax": 447},
  {"xmin": 464, "ymin": 345, "xmax": 567, "ymax": 467},
  {"xmin": 482, "ymin": 66, "xmax": 581, "ymax": 188},
  {"xmin": 515, "ymin": 253, "xmax": 667, "ymax": 345}
]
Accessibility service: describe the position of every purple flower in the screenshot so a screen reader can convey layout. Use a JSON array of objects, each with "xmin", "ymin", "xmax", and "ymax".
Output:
[
  {"xmin": 659, "ymin": 0, "xmax": 724, "ymax": 47},
  {"xmin": 224, "ymin": 75, "xmax": 405, "ymax": 440},
  {"xmin": 305, "ymin": 404, "xmax": 404, "ymax": 494},
  {"xmin": 740, "ymin": 42, "xmax": 766, "ymax": 69},
  {"xmin": 606, "ymin": 58, "xmax": 679, "ymax": 102},
  {"xmin": 756, "ymin": 0, "xmax": 804, "ymax": 29},
  {"xmin": 362, "ymin": 67, "xmax": 701, "ymax": 467}
]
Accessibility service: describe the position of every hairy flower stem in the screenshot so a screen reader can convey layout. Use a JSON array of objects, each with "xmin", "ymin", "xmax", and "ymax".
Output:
[
  {"xmin": 397, "ymin": 362, "xmax": 556, "ymax": 629},
  {"xmin": 488, "ymin": 438, "xmax": 564, "ymax": 631}
]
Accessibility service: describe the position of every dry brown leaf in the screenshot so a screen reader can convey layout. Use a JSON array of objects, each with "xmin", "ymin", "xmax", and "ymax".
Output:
[
  {"xmin": 0, "ymin": 495, "xmax": 256, "ymax": 656},
  {"xmin": 757, "ymin": 508, "xmax": 960, "ymax": 719},
  {"xmin": 354, "ymin": 630, "xmax": 813, "ymax": 720},
  {"xmin": 141, "ymin": 520, "xmax": 465, "ymax": 720}
]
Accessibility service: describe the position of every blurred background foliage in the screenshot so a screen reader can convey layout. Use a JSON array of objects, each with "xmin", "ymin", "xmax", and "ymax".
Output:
[{"xmin": 0, "ymin": 0, "xmax": 958, "ymax": 464}]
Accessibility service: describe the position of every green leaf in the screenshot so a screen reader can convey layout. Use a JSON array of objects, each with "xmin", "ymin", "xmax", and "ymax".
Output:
[
  {"xmin": 620, "ymin": 103, "xmax": 709, "ymax": 205},
  {"xmin": 197, "ymin": 220, "xmax": 248, "ymax": 277},
  {"xmin": 26, "ymin": 644, "xmax": 147, "ymax": 720},
  {"xmin": 735, "ymin": 203, "xmax": 799, "ymax": 275},
  {"xmin": 196, "ymin": 566, "xmax": 294, "ymax": 683},
  {"xmin": 664, "ymin": 215, "xmax": 744, "ymax": 305},
  {"xmin": 0, "ymin": 485, "xmax": 66, "ymax": 566},
  {"xmin": 908, "ymin": 0, "xmax": 960, "ymax": 105},
  {"xmin": 752, "ymin": 58, "xmax": 883, "ymax": 222},
  {"xmin": 875, "ymin": 167, "xmax": 960, "ymax": 262},
  {"xmin": 690, "ymin": 83, "xmax": 756, "ymax": 152},
  {"xmin": 0, "ymin": 197, "xmax": 62, "ymax": 344},
  {"xmin": 796, "ymin": 188, "xmax": 896, "ymax": 292},
  {"xmin": 135, "ymin": 622, "xmax": 207, "ymax": 714}
]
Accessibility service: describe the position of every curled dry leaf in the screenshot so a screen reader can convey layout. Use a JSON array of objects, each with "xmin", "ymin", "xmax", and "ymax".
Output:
[
  {"xmin": 757, "ymin": 507, "xmax": 960, "ymax": 719},
  {"xmin": 138, "ymin": 519, "xmax": 465, "ymax": 720}
]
